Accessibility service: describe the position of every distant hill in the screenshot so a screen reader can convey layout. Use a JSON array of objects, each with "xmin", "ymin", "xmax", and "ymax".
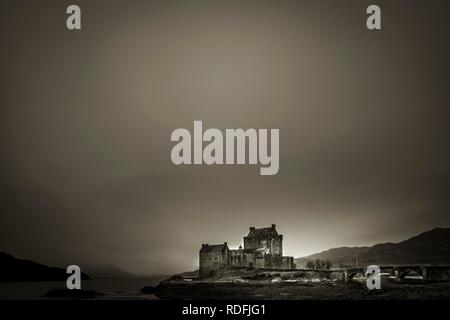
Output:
[
  {"xmin": 0, "ymin": 252, "xmax": 90, "ymax": 282},
  {"xmin": 83, "ymin": 264, "xmax": 137, "ymax": 279},
  {"xmin": 295, "ymin": 228, "xmax": 450, "ymax": 268}
]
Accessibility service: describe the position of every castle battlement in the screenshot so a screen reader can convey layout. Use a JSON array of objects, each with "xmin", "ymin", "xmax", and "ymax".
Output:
[{"xmin": 199, "ymin": 225, "xmax": 295, "ymax": 276}]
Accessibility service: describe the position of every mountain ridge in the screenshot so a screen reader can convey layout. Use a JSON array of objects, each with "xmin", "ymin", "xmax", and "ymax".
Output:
[
  {"xmin": 295, "ymin": 227, "xmax": 450, "ymax": 268},
  {"xmin": 0, "ymin": 251, "xmax": 91, "ymax": 282}
]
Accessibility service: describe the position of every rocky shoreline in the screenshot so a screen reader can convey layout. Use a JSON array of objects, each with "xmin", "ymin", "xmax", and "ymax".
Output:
[{"xmin": 151, "ymin": 269, "xmax": 450, "ymax": 300}]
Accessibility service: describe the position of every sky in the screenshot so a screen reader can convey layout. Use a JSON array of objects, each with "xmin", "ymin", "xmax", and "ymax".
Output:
[{"xmin": 1, "ymin": 0, "xmax": 449, "ymax": 275}]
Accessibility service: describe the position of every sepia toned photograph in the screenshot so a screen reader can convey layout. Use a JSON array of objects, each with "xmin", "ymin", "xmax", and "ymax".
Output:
[{"xmin": 1, "ymin": 0, "xmax": 449, "ymax": 317}]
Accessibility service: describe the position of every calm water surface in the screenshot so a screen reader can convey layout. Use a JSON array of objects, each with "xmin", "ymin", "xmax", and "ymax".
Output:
[{"xmin": 0, "ymin": 277, "xmax": 167, "ymax": 300}]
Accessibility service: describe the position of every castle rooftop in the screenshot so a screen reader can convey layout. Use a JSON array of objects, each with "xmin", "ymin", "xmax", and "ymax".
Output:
[
  {"xmin": 200, "ymin": 243, "xmax": 228, "ymax": 253},
  {"xmin": 247, "ymin": 224, "xmax": 279, "ymax": 240}
]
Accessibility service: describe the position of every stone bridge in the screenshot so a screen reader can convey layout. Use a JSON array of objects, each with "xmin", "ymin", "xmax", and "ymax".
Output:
[{"xmin": 343, "ymin": 265, "xmax": 450, "ymax": 282}]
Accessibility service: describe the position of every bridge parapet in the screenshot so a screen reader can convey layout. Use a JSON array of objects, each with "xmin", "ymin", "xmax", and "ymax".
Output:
[
  {"xmin": 422, "ymin": 266, "xmax": 450, "ymax": 281},
  {"xmin": 342, "ymin": 265, "xmax": 450, "ymax": 282}
]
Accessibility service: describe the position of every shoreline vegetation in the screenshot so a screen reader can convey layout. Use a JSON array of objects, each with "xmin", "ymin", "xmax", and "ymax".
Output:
[{"xmin": 151, "ymin": 269, "xmax": 450, "ymax": 300}]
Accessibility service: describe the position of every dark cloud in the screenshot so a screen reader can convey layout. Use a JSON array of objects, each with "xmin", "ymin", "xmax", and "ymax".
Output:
[{"xmin": 1, "ymin": 0, "xmax": 449, "ymax": 274}]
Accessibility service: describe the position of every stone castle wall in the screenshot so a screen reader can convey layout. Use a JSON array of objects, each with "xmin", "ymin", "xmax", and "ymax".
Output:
[{"xmin": 199, "ymin": 226, "xmax": 295, "ymax": 276}]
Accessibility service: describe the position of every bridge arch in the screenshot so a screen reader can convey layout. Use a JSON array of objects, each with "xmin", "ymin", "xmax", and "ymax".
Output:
[
  {"xmin": 397, "ymin": 268, "xmax": 423, "ymax": 279},
  {"xmin": 347, "ymin": 271, "xmax": 365, "ymax": 280}
]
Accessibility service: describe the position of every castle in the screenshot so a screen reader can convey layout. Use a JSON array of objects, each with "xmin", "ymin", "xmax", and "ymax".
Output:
[{"xmin": 199, "ymin": 224, "xmax": 295, "ymax": 276}]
